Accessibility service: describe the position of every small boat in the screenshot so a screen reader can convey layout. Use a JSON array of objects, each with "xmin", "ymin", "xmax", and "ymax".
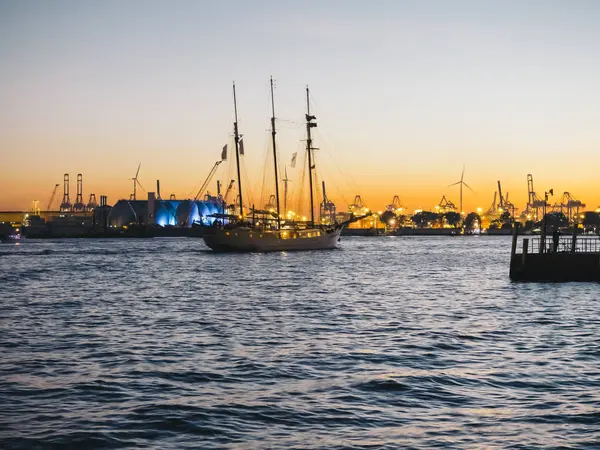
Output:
[
  {"xmin": 203, "ymin": 80, "xmax": 367, "ymax": 252},
  {"xmin": 0, "ymin": 226, "xmax": 24, "ymax": 243}
]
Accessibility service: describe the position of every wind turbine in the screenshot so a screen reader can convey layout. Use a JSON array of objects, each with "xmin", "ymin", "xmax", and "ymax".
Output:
[
  {"xmin": 130, "ymin": 162, "xmax": 145, "ymax": 201},
  {"xmin": 448, "ymin": 165, "xmax": 475, "ymax": 214}
]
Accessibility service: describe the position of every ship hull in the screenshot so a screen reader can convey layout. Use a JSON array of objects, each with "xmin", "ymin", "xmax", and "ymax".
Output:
[{"xmin": 203, "ymin": 227, "xmax": 342, "ymax": 252}]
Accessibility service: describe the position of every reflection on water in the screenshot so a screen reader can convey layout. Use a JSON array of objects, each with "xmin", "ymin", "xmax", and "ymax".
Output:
[{"xmin": 1, "ymin": 236, "xmax": 600, "ymax": 448}]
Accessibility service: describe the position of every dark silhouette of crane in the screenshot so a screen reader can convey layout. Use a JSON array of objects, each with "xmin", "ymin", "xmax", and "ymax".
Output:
[
  {"xmin": 349, "ymin": 195, "xmax": 368, "ymax": 215},
  {"xmin": 497, "ymin": 180, "xmax": 516, "ymax": 218},
  {"xmin": 46, "ymin": 184, "xmax": 60, "ymax": 211},
  {"xmin": 73, "ymin": 174, "xmax": 85, "ymax": 211},
  {"xmin": 59, "ymin": 174, "xmax": 72, "ymax": 211},
  {"xmin": 438, "ymin": 195, "xmax": 457, "ymax": 213},
  {"xmin": 319, "ymin": 181, "xmax": 336, "ymax": 224},
  {"xmin": 386, "ymin": 195, "xmax": 405, "ymax": 212},
  {"xmin": 525, "ymin": 174, "xmax": 546, "ymax": 220},
  {"xmin": 86, "ymin": 194, "xmax": 98, "ymax": 211},
  {"xmin": 561, "ymin": 192, "xmax": 586, "ymax": 221}
]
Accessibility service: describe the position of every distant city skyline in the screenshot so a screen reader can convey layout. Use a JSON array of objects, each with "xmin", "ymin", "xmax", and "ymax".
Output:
[{"xmin": 1, "ymin": 0, "xmax": 599, "ymax": 212}]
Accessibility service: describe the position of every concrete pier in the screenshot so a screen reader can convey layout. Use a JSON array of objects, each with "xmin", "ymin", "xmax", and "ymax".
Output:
[{"xmin": 510, "ymin": 224, "xmax": 600, "ymax": 282}]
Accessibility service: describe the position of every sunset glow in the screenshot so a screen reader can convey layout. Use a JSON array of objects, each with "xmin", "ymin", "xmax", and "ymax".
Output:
[{"xmin": 2, "ymin": 0, "xmax": 599, "ymax": 213}]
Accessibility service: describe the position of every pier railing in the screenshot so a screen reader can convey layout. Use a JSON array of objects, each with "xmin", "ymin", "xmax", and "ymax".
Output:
[
  {"xmin": 527, "ymin": 235, "xmax": 600, "ymax": 254},
  {"xmin": 510, "ymin": 224, "xmax": 600, "ymax": 281}
]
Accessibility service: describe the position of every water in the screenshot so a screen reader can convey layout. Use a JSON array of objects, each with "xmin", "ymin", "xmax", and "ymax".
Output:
[{"xmin": 1, "ymin": 236, "xmax": 599, "ymax": 449}]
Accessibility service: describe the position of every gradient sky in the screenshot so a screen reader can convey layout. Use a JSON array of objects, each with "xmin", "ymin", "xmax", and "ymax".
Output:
[{"xmin": 1, "ymin": 0, "xmax": 599, "ymax": 213}]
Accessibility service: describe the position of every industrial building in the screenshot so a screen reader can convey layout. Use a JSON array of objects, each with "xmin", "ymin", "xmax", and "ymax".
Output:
[{"xmin": 101, "ymin": 193, "xmax": 224, "ymax": 229}]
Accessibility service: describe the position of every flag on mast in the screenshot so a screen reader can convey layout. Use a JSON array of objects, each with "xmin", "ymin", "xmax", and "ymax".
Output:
[
  {"xmin": 239, "ymin": 138, "xmax": 245, "ymax": 155},
  {"xmin": 221, "ymin": 144, "xmax": 227, "ymax": 160},
  {"xmin": 290, "ymin": 152, "xmax": 297, "ymax": 168}
]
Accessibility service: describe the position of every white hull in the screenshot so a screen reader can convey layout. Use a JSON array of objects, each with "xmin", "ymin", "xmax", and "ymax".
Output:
[{"xmin": 203, "ymin": 227, "xmax": 343, "ymax": 252}]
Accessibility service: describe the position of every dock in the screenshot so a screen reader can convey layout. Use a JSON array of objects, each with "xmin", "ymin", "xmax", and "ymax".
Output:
[{"xmin": 509, "ymin": 225, "xmax": 600, "ymax": 282}]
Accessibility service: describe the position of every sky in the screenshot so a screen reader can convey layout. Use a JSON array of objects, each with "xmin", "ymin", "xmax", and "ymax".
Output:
[{"xmin": 1, "ymin": 0, "xmax": 600, "ymax": 213}]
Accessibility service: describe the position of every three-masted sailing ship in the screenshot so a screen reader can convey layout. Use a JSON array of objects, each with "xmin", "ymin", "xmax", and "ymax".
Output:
[{"xmin": 203, "ymin": 79, "xmax": 367, "ymax": 252}]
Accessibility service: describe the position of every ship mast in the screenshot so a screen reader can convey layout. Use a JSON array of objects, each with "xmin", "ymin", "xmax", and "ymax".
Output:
[
  {"xmin": 233, "ymin": 83, "xmax": 243, "ymax": 220},
  {"xmin": 282, "ymin": 166, "xmax": 290, "ymax": 216},
  {"xmin": 305, "ymin": 86, "xmax": 317, "ymax": 226},
  {"xmin": 270, "ymin": 77, "xmax": 281, "ymax": 229}
]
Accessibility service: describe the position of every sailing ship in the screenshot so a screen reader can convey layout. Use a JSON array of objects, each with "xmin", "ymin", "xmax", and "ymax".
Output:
[{"xmin": 202, "ymin": 79, "xmax": 368, "ymax": 252}]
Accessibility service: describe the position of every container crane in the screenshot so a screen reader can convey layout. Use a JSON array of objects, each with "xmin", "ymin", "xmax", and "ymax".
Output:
[
  {"xmin": 60, "ymin": 173, "xmax": 72, "ymax": 211},
  {"xmin": 438, "ymin": 195, "xmax": 457, "ymax": 213},
  {"xmin": 497, "ymin": 181, "xmax": 516, "ymax": 217},
  {"xmin": 386, "ymin": 195, "xmax": 405, "ymax": 213},
  {"xmin": 561, "ymin": 192, "xmax": 586, "ymax": 221},
  {"xmin": 349, "ymin": 195, "xmax": 369, "ymax": 216},
  {"xmin": 319, "ymin": 181, "xmax": 336, "ymax": 224},
  {"xmin": 73, "ymin": 174, "xmax": 85, "ymax": 211},
  {"xmin": 525, "ymin": 174, "xmax": 546, "ymax": 220},
  {"xmin": 86, "ymin": 194, "xmax": 98, "ymax": 210}
]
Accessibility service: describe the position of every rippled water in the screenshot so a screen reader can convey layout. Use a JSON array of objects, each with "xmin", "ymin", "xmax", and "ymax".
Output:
[{"xmin": 1, "ymin": 236, "xmax": 599, "ymax": 449}]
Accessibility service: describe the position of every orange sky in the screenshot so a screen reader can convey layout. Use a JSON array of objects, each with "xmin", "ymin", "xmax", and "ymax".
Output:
[{"xmin": 1, "ymin": 1, "xmax": 599, "ymax": 213}]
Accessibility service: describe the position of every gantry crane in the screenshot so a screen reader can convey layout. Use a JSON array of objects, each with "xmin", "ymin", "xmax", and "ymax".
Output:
[
  {"xmin": 319, "ymin": 181, "xmax": 336, "ymax": 224},
  {"xmin": 561, "ymin": 192, "xmax": 586, "ymax": 221},
  {"xmin": 60, "ymin": 173, "xmax": 72, "ymax": 211},
  {"xmin": 497, "ymin": 180, "xmax": 516, "ymax": 217},
  {"xmin": 86, "ymin": 194, "xmax": 98, "ymax": 210},
  {"xmin": 524, "ymin": 174, "xmax": 547, "ymax": 220},
  {"xmin": 438, "ymin": 195, "xmax": 457, "ymax": 213},
  {"xmin": 349, "ymin": 195, "xmax": 369, "ymax": 216},
  {"xmin": 386, "ymin": 195, "xmax": 405, "ymax": 213}
]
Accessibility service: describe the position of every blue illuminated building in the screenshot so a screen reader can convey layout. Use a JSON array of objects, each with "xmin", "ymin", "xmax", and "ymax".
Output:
[{"xmin": 109, "ymin": 198, "xmax": 224, "ymax": 228}]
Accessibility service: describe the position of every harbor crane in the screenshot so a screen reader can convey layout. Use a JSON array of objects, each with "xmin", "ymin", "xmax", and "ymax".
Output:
[
  {"xmin": 349, "ymin": 195, "xmax": 369, "ymax": 216},
  {"xmin": 386, "ymin": 195, "xmax": 405, "ymax": 213},
  {"xmin": 524, "ymin": 174, "xmax": 547, "ymax": 220},
  {"xmin": 319, "ymin": 181, "xmax": 336, "ymax": 224},
  {"xmin": 60, "ymin": 173, "xmax": 72, "ymax": 211},
  {"xmin": 193, "ymin": 160, "xmax": 223, "ymax": 202},
  {"xmin": 73, "ymin": 174, "xmax": 85, "ymax": 211},
  {"xmin": 551, "ymin": 198, "xmax": 564, "ymax": 213},
  {"xmin": 561, "ymin": 192, "xmax": 586, "ymax": 221},
  {"xmin": 86, "ymin": 194, "xmax": 98, "ymax": 210},
  {"xmin": 182, "ymin": 160, "xmax": 224, "ymax": 227},
  {"xmin": 497, "ymin": 180, "xmax": 516, "ymax": 217},
  {"xmin": 46, "ymin": 184, "xmax": 60, "ymax": 211},
  {"xmin": 438, "ymin": 195, "xmax": 457, "ymax": 213}
]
